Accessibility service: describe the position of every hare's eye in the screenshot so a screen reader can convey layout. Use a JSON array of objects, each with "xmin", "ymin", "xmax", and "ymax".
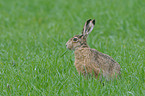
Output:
[{"xmin": 73, "ymin": 37, "xmax": 78, "ymax": 42}]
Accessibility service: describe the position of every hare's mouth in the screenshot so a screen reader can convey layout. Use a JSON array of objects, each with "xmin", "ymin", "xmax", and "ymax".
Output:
[
  {"xmin": 66, "ymin": 45, "xmax": 75, "ymax": 50},
  {"xmin": 66, "ymin": 45, "xmax": 72, "ymax": 50},
  {"xmin": 67, "ymin": 47, "xmax": 74, "ymax": 50}
]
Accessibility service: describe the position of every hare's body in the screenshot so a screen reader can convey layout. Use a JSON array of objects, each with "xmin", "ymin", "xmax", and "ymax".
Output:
[
  {"xmin": 66, "ymin": 19, "xmax": 121, "ymax": 80},
  {"xmin": 75, "ymin": 48, "xmax": 120, "ymax": 80}
]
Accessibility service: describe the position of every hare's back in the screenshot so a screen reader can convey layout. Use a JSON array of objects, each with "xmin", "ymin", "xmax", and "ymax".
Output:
[{"xmin": 90, "ymin": 49, "xmax": 120, "ymax": 75}]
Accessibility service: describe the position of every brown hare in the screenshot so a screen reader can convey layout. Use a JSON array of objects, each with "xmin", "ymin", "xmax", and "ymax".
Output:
[{"xmin": 66, "ymin": 19, "xmax": 121, "ymax": 80}]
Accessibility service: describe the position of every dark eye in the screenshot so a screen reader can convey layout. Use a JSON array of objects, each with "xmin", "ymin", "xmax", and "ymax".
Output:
[{"xmin": 73, "ymin": 37, "xmax": 78, "ymax": 42}]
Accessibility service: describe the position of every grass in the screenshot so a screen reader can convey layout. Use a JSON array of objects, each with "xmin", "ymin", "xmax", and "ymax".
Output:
[{"xmin": 0, "ymin": 0, "xmax": 145, "ymax": 95}]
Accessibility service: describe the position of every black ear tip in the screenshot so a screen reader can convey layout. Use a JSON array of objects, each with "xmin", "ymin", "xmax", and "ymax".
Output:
[
  {"xmin": 92, "ymin": 19, "xmax": 95, "ymax": 25},
  {"xmin": 87, "ymin": 19, "xmax": 92, "ymax": 21},
  {"xmin": 86, "ymin": 19, "xmax": 92, "ymax": 25}
]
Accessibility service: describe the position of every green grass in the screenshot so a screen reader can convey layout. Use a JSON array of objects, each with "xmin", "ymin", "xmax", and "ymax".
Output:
[{"xmin": 0, "ymin": 0, "xmax": 145, "ymax": 95}]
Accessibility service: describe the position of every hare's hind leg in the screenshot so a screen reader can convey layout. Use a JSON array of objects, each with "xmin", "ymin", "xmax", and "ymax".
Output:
[{"xmin": 93, "ymin": 68, "xmax": 101, "ymax": 79}]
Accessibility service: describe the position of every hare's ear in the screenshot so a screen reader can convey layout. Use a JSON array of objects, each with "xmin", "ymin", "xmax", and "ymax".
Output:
[{"xmin": 82, "ymin": 19, "xmax": 95, "ymax": 37}]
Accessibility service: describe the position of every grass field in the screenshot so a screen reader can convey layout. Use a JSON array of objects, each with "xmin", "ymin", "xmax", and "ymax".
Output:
[{"xmin": 0, "ymin": 0, "xmax": 145, "ymax": 95}]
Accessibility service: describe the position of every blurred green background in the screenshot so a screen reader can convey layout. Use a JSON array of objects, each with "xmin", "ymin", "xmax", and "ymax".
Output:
[{"xmin": 0, "ymin": 0, "xmax": 145, "ymax": 95}]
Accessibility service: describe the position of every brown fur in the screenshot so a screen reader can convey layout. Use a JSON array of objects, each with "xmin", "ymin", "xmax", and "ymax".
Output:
[{"xmin": 66, "ymin": 19, "xmax": 120, "ymax": 80}]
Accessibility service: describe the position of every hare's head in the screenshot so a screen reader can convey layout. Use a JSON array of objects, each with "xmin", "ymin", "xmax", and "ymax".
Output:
[{"xmin": 66, "ymin": 19, "xmax": 95, "ymax": 50}]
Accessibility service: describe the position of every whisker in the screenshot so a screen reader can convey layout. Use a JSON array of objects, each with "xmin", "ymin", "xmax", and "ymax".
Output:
[{"xmin": 60, "ymin": 49, "xmax": 68, "ymax": 57}]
